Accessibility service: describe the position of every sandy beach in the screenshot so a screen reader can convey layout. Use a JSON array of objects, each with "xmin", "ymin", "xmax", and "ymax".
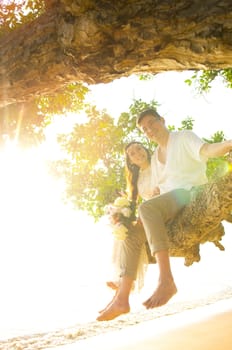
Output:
[
  {"xmin": 1, "ymin": 288, "xmax": 232, "ymax": 350},
  {"xmin": 1, "ymin": 222, "xmax": 232, "ymax": 350},
  {"xmin": 53, "ymin": 297, "xmax": 232, "ymax": 350}
]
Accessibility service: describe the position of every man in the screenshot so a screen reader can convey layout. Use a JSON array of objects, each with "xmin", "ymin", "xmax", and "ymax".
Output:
[{"xmin": 97, "ymin": 108, "xmax": 232, "ymax": 321}]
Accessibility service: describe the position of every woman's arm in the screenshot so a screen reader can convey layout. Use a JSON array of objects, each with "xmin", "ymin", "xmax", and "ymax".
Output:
[{"xmin": 200, "ymin": 139, "xmax": 232, "ymax": 158}]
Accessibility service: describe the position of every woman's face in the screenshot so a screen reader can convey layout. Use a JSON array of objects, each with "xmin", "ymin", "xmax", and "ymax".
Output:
[{"xmin": 126, "ymin": 143, "xmax": 149, "ymax": 169}]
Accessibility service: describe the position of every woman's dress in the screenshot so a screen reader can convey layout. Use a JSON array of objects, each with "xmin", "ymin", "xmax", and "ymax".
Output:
[{"xmin": 108, "ymin": 165, "xmax": 156, "ymax": 291}]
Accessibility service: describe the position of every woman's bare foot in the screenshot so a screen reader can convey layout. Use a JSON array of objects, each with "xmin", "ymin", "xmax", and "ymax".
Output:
[
  {"xmin": 98, "ymin": 290, "xmax": 118, "ymax": 314},
  {"xmin": 98, "ymin": 281, "xmax": 120, "ymax": 313},
  {"xmin": 106, "ymin": 281, "xmax": 120, "ymax": 290},
  {"xmin": 97, "ymin": 298, "xmax": 130, "ymax": 321},
  {"xmin": 143, "ymin": 279, "xmax": 177, "ymax": 309}
]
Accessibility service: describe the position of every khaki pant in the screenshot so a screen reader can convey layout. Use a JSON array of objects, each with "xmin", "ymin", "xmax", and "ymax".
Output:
[{"xmin": 120, "ymin": 189, "xmax": 191, "ymax": 280}]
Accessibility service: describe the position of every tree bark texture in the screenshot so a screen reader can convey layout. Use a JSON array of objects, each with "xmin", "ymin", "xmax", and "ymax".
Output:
[
  {"xmin": 1, "ymin": 0, "xmax": 232, "ymax": 108},
  {"xmin": 133, "ymin": 170, "xmax": 232, "ymax": 266}
]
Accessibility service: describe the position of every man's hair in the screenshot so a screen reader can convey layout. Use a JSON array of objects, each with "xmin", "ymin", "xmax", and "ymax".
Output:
[{"xmin": 136, "ymin": 108, "xmax": 161, "ymax": 126}]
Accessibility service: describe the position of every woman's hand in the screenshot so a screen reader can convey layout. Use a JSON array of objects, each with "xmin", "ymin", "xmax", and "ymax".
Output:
[{"xmin": 151, "ymin": 187, "xmax": 160, "ymax": 197}]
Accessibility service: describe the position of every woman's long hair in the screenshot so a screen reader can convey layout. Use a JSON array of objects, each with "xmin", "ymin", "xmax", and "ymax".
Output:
[{"xmin": 125, "ymin": 141, "xmax": 151, "ymax": 203}]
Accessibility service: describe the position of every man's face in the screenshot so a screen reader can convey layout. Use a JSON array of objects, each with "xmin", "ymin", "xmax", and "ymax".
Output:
[{"xmin": 139, "ymin": 115, "xmax": 163, "ymax": 141}]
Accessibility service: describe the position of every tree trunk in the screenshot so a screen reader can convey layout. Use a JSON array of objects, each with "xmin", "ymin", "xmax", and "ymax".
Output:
[
  {"xmin": 134, "ymin": 170, "xmax": 232, "ymax": 266},
  {"xmin": 1, "ymin": 0, "xmax": 232, "ymax": 108}
]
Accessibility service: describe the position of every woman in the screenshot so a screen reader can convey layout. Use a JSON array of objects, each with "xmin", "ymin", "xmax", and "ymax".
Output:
[
  {"xmin": 105, "ymin": 141, "xmax": 159, "ymax": 291},
  {"xmin": 125, "ymin": 141, "xmax": 159, "ymax": 202}
]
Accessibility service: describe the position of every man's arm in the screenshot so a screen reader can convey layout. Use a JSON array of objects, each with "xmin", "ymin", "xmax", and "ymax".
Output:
[{"xmin": 200, "ymin": 139, "xmax": 232, "ymax": 158}]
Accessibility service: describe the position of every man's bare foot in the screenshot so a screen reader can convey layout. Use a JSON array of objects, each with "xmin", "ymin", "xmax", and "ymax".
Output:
[
  {"xmin": 143, "ymin": 279, "xmax": 177, "ymax": 309},
  {"xmin": 97, "ymin": 299, "xmax": 130, "ymax": 321}
]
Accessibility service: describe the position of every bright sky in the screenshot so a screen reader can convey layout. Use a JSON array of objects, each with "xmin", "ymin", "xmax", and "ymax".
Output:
[{"xmin": 88, "ymin": 71, "xmax": 232, "ymax": 139}]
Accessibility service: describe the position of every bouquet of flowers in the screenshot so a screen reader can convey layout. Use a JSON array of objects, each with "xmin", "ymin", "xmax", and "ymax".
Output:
[{"xmin": 105, "ymin": 197, "xmax": 136, "ymax": 240}]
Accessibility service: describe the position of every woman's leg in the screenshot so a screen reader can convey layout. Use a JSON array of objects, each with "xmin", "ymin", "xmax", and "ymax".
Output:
[
  {"xmin": 119, "ymin": 222, "xmax": 147, "ymax": 280},
  {"xmin": 97, "ymin": 275, "xmax": 133, "ymax": 321},
  {"xmin": 97, "ymin": 223, "xmax": 146, "ymax": 321}
]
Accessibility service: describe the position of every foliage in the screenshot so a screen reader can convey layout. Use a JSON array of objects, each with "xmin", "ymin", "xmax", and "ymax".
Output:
[
  {"xmin": 138, "ymin": 73, "xmax": 156, "ymax": 81},
  {"xmin": 0, "ymin": 0, "xmax": 45, "ymax": 36},
  {"xmin": 0, "ymin": 83, "xmax": 89, "ymax": 148},
  {"xmin": 0, "ymin": 101, "xmax": 45, "ymax": 148},
  {"xmin": 221, "ymin": 69, "xmax": 232, "ymax": 88},
  {"xmin": 55, "ymin": 106, "xmax": 126, "ymax": 219},
  {"xmin": 185, "ymin": 69, "xmax": 232, "ymax": 93},
  {"xmin": 178, "ymin": 117, "xmax": 194, "ymax": 130},
  {"xmin": 203, "ymin": 131, "xmax": 230, "ymax": 180},
  {"xmin": 37, "ymin": 83, "xmax": 89, "ymax": 118}
]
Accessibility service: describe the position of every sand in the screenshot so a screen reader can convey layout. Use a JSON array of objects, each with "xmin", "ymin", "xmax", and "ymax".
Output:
[
  {"xmin": 1, "ymin": 290, "xmax": 232, "ymax": 350},
  {"xmin": 2, "ymin": 226, "xmax": 232, "ymax": 350},
  {"xmin": 51, "ymin": 298, "xmax": 232, "ymax": 350}
]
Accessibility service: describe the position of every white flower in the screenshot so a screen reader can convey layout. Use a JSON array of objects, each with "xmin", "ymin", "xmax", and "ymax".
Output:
[
  {"xmin": 112, "ymin": 223, "xmax": 128, "ymax": 240},
  {"xmin": 114, "ymin": 197, "xmax": 130, "ymax": 208},
  {"xmin": 105, "ymin": 196, "xmax": 134, "ymax": 239},
  {"xmin": 121, "ymin": 207, "xmax": 132, "ymax": 218},
  {"xmin": 105, "ymin": 204, "xmax": 119, "ymax": 216}
]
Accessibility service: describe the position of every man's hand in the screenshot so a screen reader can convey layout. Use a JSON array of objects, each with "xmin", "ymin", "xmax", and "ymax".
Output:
[{"xmin": 200, "ymin": 139, "xmax": 232, "ymax": 158}]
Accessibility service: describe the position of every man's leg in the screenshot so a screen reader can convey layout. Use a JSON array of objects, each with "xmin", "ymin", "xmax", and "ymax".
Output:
[
  {"xmin": 143, "ymin": 249, "xmax": 177, "ymax": 308},
  {"xmin": 139, "ymin": 189, "xmax": 190, "ymax": 308}
]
